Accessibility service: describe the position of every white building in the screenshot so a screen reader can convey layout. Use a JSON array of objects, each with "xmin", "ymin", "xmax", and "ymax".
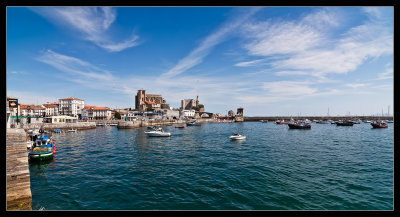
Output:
[
  {"xmin": 182, "ymin": 109, "xmax": 196, "ymax": 118},
  {"xmin": 82, "ymin": 106, "xmax": 112, "ymax": 120},
  {"xmin": 20, "ymin": 105, "xmax": 46, "ymax": 117},
  {"xmin": 44, "ymin": 115, "xmax": 78, "ymax": 123},
  {"xmin": 43, "ymin": 103, "xmax": 59, "ymax": 117},
  {"xmin": 59, "ymin": 97, "xmax": 85, "ymax": 118}
]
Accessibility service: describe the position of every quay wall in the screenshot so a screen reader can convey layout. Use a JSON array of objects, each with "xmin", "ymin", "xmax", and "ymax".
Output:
[
  {"xmin": 244, "ymin": 116, "xmax": 394, "ymax": 122},
  {"xmin": 117, "ymin": 118, "xmax": 233, "ymax": 129},
  {"xmin": 23, "ymin": 122, "xmax": 96, "ymax": 131},
  {"xmin": 6, "ymin": 129, "xmax": 32, "ymax": 210}
]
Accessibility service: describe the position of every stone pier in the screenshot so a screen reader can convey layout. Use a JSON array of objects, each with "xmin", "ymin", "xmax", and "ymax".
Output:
[{"xmin": 6, "ymin": 128, "xmax": 32, "ymax": 210}]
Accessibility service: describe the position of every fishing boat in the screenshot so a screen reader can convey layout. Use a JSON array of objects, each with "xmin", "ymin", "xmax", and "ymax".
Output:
[
  {"xmin": 175, "ymin": 125, "xmax": 185, "ymax": 128},
  {"xmin": 275, "ymin": 120, "xmax": 288, "ymax": 124},
  {"xmin": 229, "ymin": 133, "xmax": 246, "ymax": 140},
  {"xmin": 371, "ymin": 121, "xmax": 388, "ymax": 128},
  {"xmin": 288, "ymin": 122, "xmax": 311, "ymax": 129},
  {"xmin": 54, "ymin": 129, "xmax": 62, "ymax": 133},
  {"xmin": 336, "ymin": 120, "xmax": 354, "ymax": 126},
  {"xmin": 187, "ymin": 121, "xmax": 201, "ymax": 126},
  {"xmin": 28, "ymin": 132, "xmax": 56, "ymax": 161},
  {"xmin": 145, "ymin": 128, "xmax": 171, "ymax": 137}
]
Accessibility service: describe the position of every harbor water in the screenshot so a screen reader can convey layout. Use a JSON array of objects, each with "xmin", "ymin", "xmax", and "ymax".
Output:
[{"xmin": 29, "ymin": 122, "xmax": 393, "ymax": 210}]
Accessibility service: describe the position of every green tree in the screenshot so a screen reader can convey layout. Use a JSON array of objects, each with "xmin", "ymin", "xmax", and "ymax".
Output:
[{"xmin": 114, "ymin": 111, "xmax": 121, "ymax": 119}]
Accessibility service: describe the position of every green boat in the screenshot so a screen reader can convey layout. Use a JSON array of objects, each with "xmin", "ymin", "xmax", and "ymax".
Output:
[{"xmin": 29, "ymin": 132, "xmax": 56, "ymax": 161}]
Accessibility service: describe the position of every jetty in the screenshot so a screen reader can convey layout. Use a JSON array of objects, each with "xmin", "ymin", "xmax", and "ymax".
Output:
[{"xmin": 6, "ymin": 128, "xmax": 32, "ymax": 210}]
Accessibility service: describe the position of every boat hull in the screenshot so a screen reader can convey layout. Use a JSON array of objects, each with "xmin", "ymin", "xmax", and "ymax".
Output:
[
  {"xmin": 230, "ymin": 136, "xmax": 246, "ymax": 140},
  {"xmin": 371, "ymin": 123, "xmax": 388, "ymax": 128},
  {"xmin": 186, "ymin": 123, "xmax": 201, "ymax": 126},
  {"xmin": 336, "ymin": 122, "xmax": 354, "ymax": 126},
  {"xmin": 29, "ymin": 152, "xmax": 54, "ymax": 161},
  {"xmin": 288, "ymin": 123, "xmax": 311, "ymax": 129},
  {"xmin": 145, "ymin": 132, "xmax": 171, "ymax": 137}
]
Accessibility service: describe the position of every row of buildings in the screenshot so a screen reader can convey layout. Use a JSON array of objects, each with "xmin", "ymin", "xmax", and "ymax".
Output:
[{"xmin": 6, "ymin": 89, "xmax": 244, "ymax": 128}]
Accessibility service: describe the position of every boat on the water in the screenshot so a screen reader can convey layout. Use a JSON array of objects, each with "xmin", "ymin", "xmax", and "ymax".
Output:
[
  {"xmin": 187, "ymin": 121, "xmax": 201, "ymax": 126},
  {"xmin": 67, "ymin": 129, "xmax": 77, "ymax": 132},
  {"xmin": 336, "ymin": 120, "xmax": 354, "ymax": 126},
  {"xmin": 109, "ymin": 123, "xmax": 118, "ymax": 126},
  {"xmin": 175, "ymin": 125, "xmax": 185, "ymax": 128},
  {"xmin": 288, "ymin": 122, "xmax": 311, "ymax": 129},
  {"xmin": 145, "ymin": 127, "xmax": 171, "ymax": 137},
  {"xmin": 371, "ymin": 121, "xmax": 388, "ymax": 128},
  {"xmin": 275, "ymin": 120, "xmax": 288, "ymax": 124},
  {"xmin": 28, "ymin": 132, "xmax": 56, "ymax": 161},
  {"xmin": 260, "ymin": 120, "xmax": 268, "ymax": 123},
  {"xmin": 54, "ymin": 129, "xmax": 62, "ymax": 133},
  {"xmin": 229, "ymin": 133, "xmax": 246, "ymax": 140}
]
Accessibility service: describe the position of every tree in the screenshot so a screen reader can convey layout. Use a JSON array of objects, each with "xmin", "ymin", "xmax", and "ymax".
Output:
[{"xmin": 114, "ymin": 111, "xmax": 121, "ymax": 120}]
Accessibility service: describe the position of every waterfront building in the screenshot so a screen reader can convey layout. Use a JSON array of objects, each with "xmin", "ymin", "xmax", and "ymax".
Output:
[
  {"xmin": 235, "ymin": 107, "xmax": 244, "ymax": 122},
  {"xmin": 43, "ymin": 102, "xmax": 59, "ymax": 117},
  {"xmin": 135, "ymin": 89, "xmax": 167, "ymax": 112},
  {"xmin": 19, "ymin": 104, "xmax": 46, "ymax": 117},
  {"xmin": 82, "ymin": 106, "xmax": 112, "ymax": 120},
  {"xmin": 58, "ymin": 97, "xmax": 85, "ymax": 118},
  {"xmin": 182, "ymin": 109, "xmax": 196, "ymax": 118},
  {"xmin": 228, "ymin": 110, "xmax": 235, "ymax": 117},
  {"xmin": 155, "ymin": 109, "xmax": 180, "ymax": 120},
  {"xmin": 44, "ymin": 115, "xmax": 78, "ymax": 123}
]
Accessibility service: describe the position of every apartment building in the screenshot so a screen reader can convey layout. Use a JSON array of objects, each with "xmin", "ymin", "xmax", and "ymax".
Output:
[{"xmin": 58, "ymin": 97, "xmax": 85, "ymax": 118}]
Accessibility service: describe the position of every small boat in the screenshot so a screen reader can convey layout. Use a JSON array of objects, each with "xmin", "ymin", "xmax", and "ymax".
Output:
[
  {"xmin": 187, "ymin": 121, "xmax": 201, "ymax": 126},
  {"xmin": 109, "ymin": 123, "xmax": 118, "ymax": 126},
  {"xmin": 145, "ymin": 128, "xmax": 171, "ymax": 137},
  {"xmin": 387, "ymin": 120, "xmax": 393, "ymax": 123},
  {"xmin": 229, "ymin": 133, "xmax": 246, "ymax": 140},
  {"xmin": 371, "ymin": 121, "xmax": 388, "ymax": 128},
  {"xmin": 67, "ymin": 129, "xmax": 77, "ymax": 132},
  {"xmin": 97, "ymin": 123, "xmax": 106, "ymax": 126},
  {"xmin": 275, "ymin": 120, "xmax": 288, "ymax": 124},
  {"xmin": 317, "ymin": 120, "xmax": 330, "ymax": 124},
  {"xmin": 29, "ymin": 132, "xmax": 56, "ymax": 161},
  {"xmin": 288, "ymin": 122, "xmax": 311, "ymax": 129},
  {"xmin": 363, "ymin": 120, "xmax": 371, "ymax": 123},
  {"xmin": 336, "ymin": 120, "xmax": 354, "ymax": 126},
  {"xmin": 260, "ymin": 120, "xmax": 268, "ymax": 123},
  {"xmin": 175, "ymin": 125, "xmax": 185, "ymax": 128},
  {"xmin": 54, "ymin": 129, "xmax": 62, "ymax": 133}
]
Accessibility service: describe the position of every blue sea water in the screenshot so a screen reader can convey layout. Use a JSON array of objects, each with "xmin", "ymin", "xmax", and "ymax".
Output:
[{"xmin": 29, "ymin": 122, "xmax": 393, "ymax": 210}]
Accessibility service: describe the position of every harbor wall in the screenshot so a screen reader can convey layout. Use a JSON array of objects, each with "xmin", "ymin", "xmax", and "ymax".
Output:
[
  {"xmin": 23, "ymin": 122, "xmax": 96, "ymax": 131},
  {"xmin": 244, "ymin": 116, "xmax": 394, "ymax": 122},
  {"xmin": 6, "ymin": 128, "xmax": 32, "ymax": 210}
]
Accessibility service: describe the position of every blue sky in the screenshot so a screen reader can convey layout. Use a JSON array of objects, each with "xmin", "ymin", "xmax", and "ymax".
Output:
[{"xmin": 7, "ymin": 7, "xmax": 393, "ymax": 116}]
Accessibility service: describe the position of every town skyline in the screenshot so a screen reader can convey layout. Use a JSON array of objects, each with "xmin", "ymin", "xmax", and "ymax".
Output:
[{"xmin": 7, "ymin": 7, "xmax": 393, "ymax": 116}]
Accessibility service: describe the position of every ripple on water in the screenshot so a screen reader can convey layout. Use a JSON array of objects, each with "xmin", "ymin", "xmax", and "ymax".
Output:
[{"xmin": 29, "ymin": 123, "xmax": 393, "ymax": 210}]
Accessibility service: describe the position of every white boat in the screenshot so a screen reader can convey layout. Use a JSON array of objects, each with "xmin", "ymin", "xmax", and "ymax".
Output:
[
  {"xmin": 67, "ymin": 129, "xmax": 77, "ymax": 132},
  {"xmin": 109, "ymin": 123, "xmax": 118, "ymax": 126},
  {"xmin": 229, "ymin": 133, "xmax": 246, "ymax": 140},
  {"xmin": 145, "ymin": 128, "xmax": 171, "ymax": 137}
]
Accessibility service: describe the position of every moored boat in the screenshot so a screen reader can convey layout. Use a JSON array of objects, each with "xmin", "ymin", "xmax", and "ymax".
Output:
[
  {"xmin": 276, "ymin": 120, "xmax": 288, "ymax": 124},
  {"xmin": 187, "ymin": 121, "xmax": 201, "ymax": 126},
  {"xmin": 145, "ymin": 127, "xmax": 171, "ymax": 137},
  {"xmin": 175, "ymin": 125, "xmax": 185, "ymax": 128},
  {"xmin": 336, "ymin": 120, "xmax": 354, "ymax": 126},
  {"xmin": 28, "ymin": 132, "xmax": 56, "ymax": 161},
  {"xmin": 229, "ymin": 133, "xmax": 246, "ymax": 140},
  {"xmin": 288, "ymin": 122, "xmax": 311, "ymax": 129},
  {"xmin": 371, "ymin": 121, "xmax": 388, "ymax": 128}
]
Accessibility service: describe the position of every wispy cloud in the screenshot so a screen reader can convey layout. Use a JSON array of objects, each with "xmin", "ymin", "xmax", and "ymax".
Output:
[
  {"xmin": 160, "ymin": 7, "xmax": 261, "ymax": 79},
  {"xmin": 237, "ymin": 7, "xmax": 393, "ymax": 79},
  {"xmin": 32, "ymin": 7, "xmax": 140, "ymax": 52}
]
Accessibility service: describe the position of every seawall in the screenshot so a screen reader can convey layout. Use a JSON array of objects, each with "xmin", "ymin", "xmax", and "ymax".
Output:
[
  {"xmin": 6, "ymin": 128, "xmax": 32, "ymax": 210},
  {"xmin": 23, "ymin": 122, "xmax": 96, "ymax": 131}
]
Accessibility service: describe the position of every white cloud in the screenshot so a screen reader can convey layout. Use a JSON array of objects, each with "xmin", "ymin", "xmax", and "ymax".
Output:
[
  {"xmin": 238, "ymin": 7, "xmax": 393, "ymax": 80},
  {"xmin": 160, "ymin": 7, "xmax": 261, "ymax": 79},
  {"xmin": 32, "ymin": 7, "xmax": 139, "ymax": 52}
]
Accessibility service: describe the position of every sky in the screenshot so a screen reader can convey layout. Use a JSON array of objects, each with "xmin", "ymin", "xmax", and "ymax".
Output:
[{"xmin": 6, "ymin": 6, "xmax": 393, "ymax": 116}]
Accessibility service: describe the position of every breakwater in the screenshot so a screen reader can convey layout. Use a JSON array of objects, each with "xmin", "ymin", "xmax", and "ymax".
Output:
[
  {"xmin": 244, "ymin": 116, "xmax": 394, "ymax": 122},
  {"xmin": 23, "ymin": 122, "xmax": 96, "ymax": 131},
  {"xmin": 6, "ymin": 128, "xmax": 32, "ymax": 210},
  {"xmin": 117, "ymin": 118, "xmax": 234, "ymax": 129}
]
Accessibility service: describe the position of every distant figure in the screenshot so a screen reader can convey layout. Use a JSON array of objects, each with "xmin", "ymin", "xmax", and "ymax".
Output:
[{"xmin": 39, "ymin": 126, "xmax": 44, "ymax": 134}]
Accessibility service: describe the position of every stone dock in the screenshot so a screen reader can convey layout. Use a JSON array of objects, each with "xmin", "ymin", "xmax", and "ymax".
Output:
[{"xmin": 6, "ymin": 128, "xmax": 32, "ymax": 210}]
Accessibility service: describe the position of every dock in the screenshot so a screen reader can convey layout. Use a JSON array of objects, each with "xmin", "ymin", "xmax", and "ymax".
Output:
[{"xmin": 6, "ymin": 128, "xmax": 32, "ymax": 210}]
